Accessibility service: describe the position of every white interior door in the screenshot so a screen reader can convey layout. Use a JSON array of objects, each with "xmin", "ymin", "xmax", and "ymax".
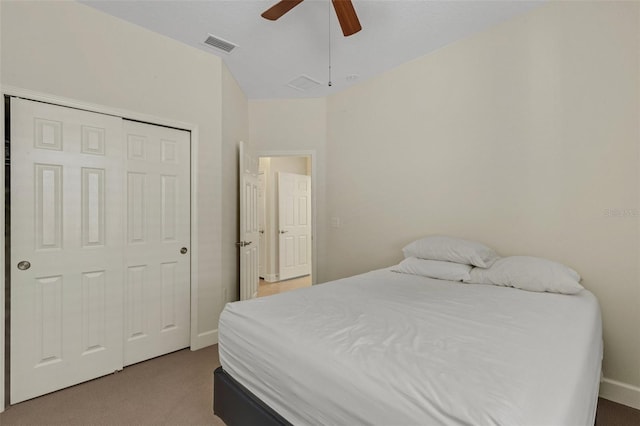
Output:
[
  {"xmin": 278, "ymin": 172, "xmax": 312, "ymax": 281},
  {"xmin": 238, "ymin": 141, "xmax": 259, "ymax": 300},
  {"xmin": 10, "ymin": 98, "xmax": 125, "ymax": 403},
  {"xmin": 123, "ymin": 120, "xmax": 191, "ymax": 366}
]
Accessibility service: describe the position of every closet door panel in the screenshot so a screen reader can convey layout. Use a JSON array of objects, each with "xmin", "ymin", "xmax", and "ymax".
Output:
[
  {"xmin": 10, "ymin": 98, "xmax": 124, "ymax": 404},
  {"xmin": 123, "ymin": 120, "xmax": 191, "ymax": 366}
]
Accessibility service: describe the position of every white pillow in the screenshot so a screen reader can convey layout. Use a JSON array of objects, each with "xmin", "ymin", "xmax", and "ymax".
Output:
[
  {"xmin": 464, "ymin": 256, "xmax": 584, "ymax": 294},
  {"xmin": 402, "ymin": 235, "xmax": 500, "ymax": 268},
  {"xmin": 392, "ymin": 257, "xmax": 472, "ymax": 282}
]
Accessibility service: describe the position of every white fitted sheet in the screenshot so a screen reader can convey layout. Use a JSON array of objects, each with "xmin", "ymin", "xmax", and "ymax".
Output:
[{"xmin": 219, "ymin": 268, "xmax": 602, "ymax": 426}]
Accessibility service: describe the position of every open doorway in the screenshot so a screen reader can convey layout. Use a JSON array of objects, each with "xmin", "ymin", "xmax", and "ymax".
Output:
[{"xmin": 257, "ymin": 155, "xmax": 313, "ymax": 297}]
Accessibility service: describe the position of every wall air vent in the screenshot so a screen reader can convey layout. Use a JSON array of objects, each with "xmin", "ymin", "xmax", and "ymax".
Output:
[
  {"xmin": 287, "ymin": 75, "xmax": 321, "ymax": 92},
  {"xmin": 203, "ymin": 34, "xmax": 237, "ymax": 53}
]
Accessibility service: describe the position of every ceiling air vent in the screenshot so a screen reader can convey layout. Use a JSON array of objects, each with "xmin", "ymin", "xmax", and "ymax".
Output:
[
  {"xmin": 203, "ymin": 34, "xmax": 237, "ymax": 53},
  {"xmin": 287, "ymin": 75, "xmax": 321, "ymax": 92}
]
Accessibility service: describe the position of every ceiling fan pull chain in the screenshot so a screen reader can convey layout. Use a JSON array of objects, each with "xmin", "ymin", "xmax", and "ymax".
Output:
[{"xmin": 328, "ymin": 0, "xmax": 332, "ymax": 87}]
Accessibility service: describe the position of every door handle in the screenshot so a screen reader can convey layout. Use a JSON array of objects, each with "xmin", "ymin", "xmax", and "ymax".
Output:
[
  {"xmin": 17, "ymin": 260, "xmax": 31, "ymax": 270},
  {"xmin": 279, "ymin": 230, "xmax": 288, "ymax": 234},
  {"xmin": 180, "ymin": 247, "xmax": 188, "ymax": 254},
  {"xmin": 235, "ymin": 241, "xmax": 253, "ymax": 247}
]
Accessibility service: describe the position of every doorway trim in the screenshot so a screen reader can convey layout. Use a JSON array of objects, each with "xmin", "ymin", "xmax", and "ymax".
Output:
[
  {"xmin": 256, "ymin": 150, "xmax": 317, "ymax": 285},
  {"xmin": 1, "ymin": 85, "xmax": 202, "ymax": 411}
]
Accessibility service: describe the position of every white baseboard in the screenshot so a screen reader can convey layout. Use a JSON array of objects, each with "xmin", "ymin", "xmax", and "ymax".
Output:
[
  {"xmin": 263, "ymin": 274, "xmax": 279, "ymax": 283},
  {"xmin": 599, "ymin": 377, "xmax": 640, "ymax": 410},
  {"xmin": 191, "ymin": 329, "xmax": 218, "ymax": 351}
]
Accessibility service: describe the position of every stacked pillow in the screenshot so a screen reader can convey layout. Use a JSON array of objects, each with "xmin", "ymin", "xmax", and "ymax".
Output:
[
  {"xmin": 465, "ymin": 256, "xmax": 583, "ymax": 294},
  {"xmin": 392, "ymin": 235, "xmax": 584, "ymax": 295},
  {"xmin": 401, "ymin": 235, "xmax": 500, "ymax": 268},
  {"xmin": 393, "ymin": 235, "xmax": 498, "ymax": 282},
  {"xmin": 392, "ymin": 257, "xmax": 473, "ymax": 282}
]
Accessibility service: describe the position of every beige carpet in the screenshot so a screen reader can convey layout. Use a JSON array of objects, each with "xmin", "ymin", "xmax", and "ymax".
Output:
[
  {"xmin": 596, "ymin": 397, "xmax": 640, "ymax": 426},
  {"xmin": 1, "ymin": 343, "xmax": 639, "ymax": 425},
  {"xmin": 0, "ymin": 345, "xmax": 224, "ymax": 425}
]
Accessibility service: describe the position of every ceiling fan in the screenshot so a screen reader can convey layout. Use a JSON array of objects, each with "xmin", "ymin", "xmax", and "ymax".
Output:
[{"xmin": 261, "ymin": 0, "xmax": 362, "ymax": 37}]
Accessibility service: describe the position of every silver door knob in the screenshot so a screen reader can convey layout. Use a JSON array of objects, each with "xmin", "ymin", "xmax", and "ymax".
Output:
[
  {"xmin": 180, "ymin": 247, "xmax": 188, "ymax": 254},
  {"xmin": 17, "ymin": 261, "xmax": 31, "ymax": 270}
]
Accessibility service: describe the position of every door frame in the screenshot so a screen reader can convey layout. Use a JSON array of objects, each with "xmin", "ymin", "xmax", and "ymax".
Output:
[
  {"xmin": 256, "ymin": 150, "xmax": 317, "ymax": 285},
  {"xmin": 258, "ymin": 171, "xmax": 266, "ymax": 280},
  {"xmin": 1, "ymin": 86, "xmax": 201, "ymax": 411}
]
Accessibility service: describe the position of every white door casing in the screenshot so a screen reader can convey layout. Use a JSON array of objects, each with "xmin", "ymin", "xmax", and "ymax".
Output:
[
  {"xmin": 258, "ymin": 171, "xmax": 266, "ymax": 279},
  {"xmin": 278, "ymin": 172, "xmax": 312, "ymax": 281},
  {"xmin": 239, "ymin": 141, "xmax": 259, "ymax": 300},
  {"xmin": 10, "ymin": 98, "xmax": 125, "ymax": 403},
  {"xmin": 123, "ymin": 120, "xmax": 191, "ymax": 366}
]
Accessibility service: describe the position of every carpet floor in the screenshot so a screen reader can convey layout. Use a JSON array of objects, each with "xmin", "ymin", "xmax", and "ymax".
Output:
[
  {"xmin": 0, "ymin": 344, "xmax": 638, "ymax": 425},
  {"xmin": 0, "ymin": 345, "xmax": 224, "ymax": 425}
]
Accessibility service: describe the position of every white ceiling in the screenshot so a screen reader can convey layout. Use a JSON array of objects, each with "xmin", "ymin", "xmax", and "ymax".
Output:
[{"xmin": 82, "ymin": 0, "xmax": 544, "ymax": 100}]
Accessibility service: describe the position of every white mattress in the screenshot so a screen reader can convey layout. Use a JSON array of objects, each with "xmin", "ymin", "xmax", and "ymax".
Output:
[{"xmin": 219, "ymin": 268, "xmax": 602, "ymax": 426}]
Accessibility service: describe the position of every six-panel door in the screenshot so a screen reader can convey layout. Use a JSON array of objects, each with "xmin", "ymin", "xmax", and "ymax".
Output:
[
  {"xmin": 278, "ymin": 172, "xmax": 312, "ymax": 281},
  {"xmin": 123, "ymin": 120, "xmax": 191, "ymax": 366},
  {"xmin": 239, "ymin": 141, "xmax": 260, "ymax": 301},
  {"xmin": 10, "ymin": 98, "xmax": 191, "ymax": 403},
  {"xmin": 10, "ymin": 98, "xmax": 125, "ymax": 403}
]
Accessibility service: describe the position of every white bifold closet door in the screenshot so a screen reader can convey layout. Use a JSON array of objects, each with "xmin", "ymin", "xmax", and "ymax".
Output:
[
  {"xmin": 123, "ymin": 120, "xmax": 191, "ymax": 366},
  {"xmin": 10, "ymin": 98, "xmax": 125, "ymax": 404},
  {"xmin": 10, "ymin": 98, "xmax": 190, "ymax": 404}
]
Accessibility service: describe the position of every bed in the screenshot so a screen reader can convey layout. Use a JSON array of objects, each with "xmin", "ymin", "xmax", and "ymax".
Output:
[{"xmin": 214, "ymin": 238, "xmax": 603, "ymax": 425}]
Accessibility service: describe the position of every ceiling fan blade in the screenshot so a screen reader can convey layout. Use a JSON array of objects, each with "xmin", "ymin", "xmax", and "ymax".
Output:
[
  {"xmin": 332, "ymin": 0, "xmax": 362, "ymax": 36},
  {"xmin": 261, "ymin": 0, "xmax": 304, "ymax": 21}
]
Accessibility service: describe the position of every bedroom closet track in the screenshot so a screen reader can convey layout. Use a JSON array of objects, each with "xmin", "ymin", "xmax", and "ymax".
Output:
[{"xmin": 6, "ymin": 97, "xmax": 192, "ymax": 404}]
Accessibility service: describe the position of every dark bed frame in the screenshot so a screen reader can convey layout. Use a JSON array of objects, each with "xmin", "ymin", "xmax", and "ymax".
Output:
[{"xmin": 213, "ymin": 367, "xmax": 292, "ymax": 426}]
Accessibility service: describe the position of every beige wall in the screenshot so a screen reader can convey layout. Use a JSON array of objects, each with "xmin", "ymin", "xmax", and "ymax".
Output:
[
  {"xmin": 2, "ymin": 0, "xmax": 639, "ymax": 411},
  {"xmin": 327, "ymin": 1, "xmax": 640, "ymax": 396},
  {"xmin": 249, "ymin": 98, "xmax": 328, "ymax": 282},
  {"xmin": 1, "ymin": 1, "xmax": 225, "ymax": 349},
  {"xmin": 221, "ymin": 65, "xmax": 249, "ymax": 303}
]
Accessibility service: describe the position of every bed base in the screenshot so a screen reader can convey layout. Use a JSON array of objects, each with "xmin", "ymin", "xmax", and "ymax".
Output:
[{"xmin": 213, "ymin": 366, "xmax": 292, "ymax": 426}]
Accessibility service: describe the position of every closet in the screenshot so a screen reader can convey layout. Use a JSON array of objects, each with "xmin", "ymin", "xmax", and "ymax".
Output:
[{"xmin": 8, "ymin": 97, "xmax": 191, "ymax": 403}]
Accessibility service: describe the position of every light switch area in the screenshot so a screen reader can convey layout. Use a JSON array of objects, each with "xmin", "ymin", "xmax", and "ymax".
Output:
[{"xmin": 330, "ymin": 217, "xmax": 341, "ymax": 228}]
